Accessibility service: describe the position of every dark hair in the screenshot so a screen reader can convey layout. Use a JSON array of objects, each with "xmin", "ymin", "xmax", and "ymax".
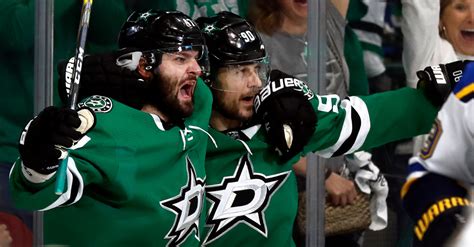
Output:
[
  {"xmin": 440, "ymin": 0, "xmax": 453, "ymax": 17},
  {"xmin": 247, "ymin": 0, "xmax": 283, "ymax": 35},
  {"xmin": 439, "ymin": 0, "xmax": 454, "ymax": 38}
]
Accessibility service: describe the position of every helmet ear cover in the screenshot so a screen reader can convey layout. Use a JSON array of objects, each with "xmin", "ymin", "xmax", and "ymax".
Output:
[{"xmin": 142, "ymin": 52, "xmax": 159, "ymax": 71}]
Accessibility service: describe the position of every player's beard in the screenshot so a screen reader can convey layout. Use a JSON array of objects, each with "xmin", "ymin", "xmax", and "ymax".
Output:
[
  {"xmin": 212, "ymin": 90, "xmax": 253, "ymax": 123},
  {"xmin": 145, "ymin": 71, "xmax": 194, "ymax": 122}
]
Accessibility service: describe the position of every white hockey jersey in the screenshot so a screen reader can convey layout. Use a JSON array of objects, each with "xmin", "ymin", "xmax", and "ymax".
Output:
[{"xmin": 407, "ymin": 72, "xmax": 474, "ymax": 184}]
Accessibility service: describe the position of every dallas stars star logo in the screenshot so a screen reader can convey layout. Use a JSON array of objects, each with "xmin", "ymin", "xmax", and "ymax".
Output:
[
  {"xmin": 78, "ymin": 95, "xmax": 113, "ymax": 113},
  {"xmin": 204, "ymin": 154, "xmax": 290, "ymax": 244},
  {"xmin": 160, "ymin": 157, "xmax": 205, "ymax": 246},
  {"xmin": 204, "ymin": 24, "xmax": 217, "ymax": 34},
  {"xmin": 294, "ymin": 78, "xmax": 314, "ymax": 100},
  {"xmin": 139, "ymin": 12, "xmax": 152, "ymax": 20}
]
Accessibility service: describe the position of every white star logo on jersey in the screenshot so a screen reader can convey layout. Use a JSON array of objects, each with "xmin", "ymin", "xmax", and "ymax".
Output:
[
  {"xmin": 204, "ymin": 154, "xmax": 290, "ymax": 244},
  {"xmin": 160, "ymin": 157, "xmax": 205, "ymax": 246}
]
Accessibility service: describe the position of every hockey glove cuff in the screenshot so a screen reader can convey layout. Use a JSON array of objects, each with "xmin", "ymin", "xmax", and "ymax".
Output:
[
  {"xmin": 402, "ymin": 173, "xmax": 470, "ymax": 246},
  {"xmin": 254, "ymin": 70, "xmax": 317, "ymax": 162},
  {"xmin": 416, "ymin": 60, "xmax": 470, "ymax": 108}
]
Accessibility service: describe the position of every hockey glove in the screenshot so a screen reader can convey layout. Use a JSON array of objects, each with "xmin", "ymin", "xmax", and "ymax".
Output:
[
  {"xmin": 416, "ymin": 60, "xmax": 470, "ymax": 108},
  {"xmin": 254, "ymin": 70, "xmax": 317, "ymax": 162},
  {"xmin": 402, "ymin": 173, "xmax": 470, "ymax": 247},
  {"xmin": 58, "ymin": 49, "xmax": 146, "ymax": 110},
  {"xmin": 19, "ymin": 106, "xmax": 95, "ymax": 175}
]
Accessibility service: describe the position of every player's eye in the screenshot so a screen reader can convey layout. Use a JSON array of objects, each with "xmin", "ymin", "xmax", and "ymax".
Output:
[{"xmin": 174, "ymin": 56, "xmax": 186, "ymax": 63}]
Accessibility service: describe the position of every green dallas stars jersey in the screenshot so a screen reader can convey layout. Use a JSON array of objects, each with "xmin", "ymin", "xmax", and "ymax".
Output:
[
  {"xmin": 9, "ymin": 79, "xmax": 212, "ymax": 247},
  {"xmin": 203, "ymin": 87, "xmax": 437, "ymax": 246}
]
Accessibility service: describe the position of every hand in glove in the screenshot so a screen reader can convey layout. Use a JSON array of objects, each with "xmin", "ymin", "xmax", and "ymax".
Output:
[
  {"xmin": 58, "ymin": 49, "xmax": 146, "ymax": 110},
  {"xmin": 416, "ymin": 60, "xmax": 470, "ymax": 107},
  {"xmin": 19, "ymin": 106, "xmax": 95, "ymax": 175},
  {"xmin": 253, "ymin": 69, "xmax": 317, "ymax": 162}
]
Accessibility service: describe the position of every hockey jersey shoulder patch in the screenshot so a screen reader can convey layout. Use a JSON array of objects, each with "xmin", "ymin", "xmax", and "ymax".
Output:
[
  {"xmin": 420, "ymin": 119, "xmax": 443, "ymax": 160},
  {"xmin": 78, "ymin": 95, "xmax": 113, "ymax": 113}
]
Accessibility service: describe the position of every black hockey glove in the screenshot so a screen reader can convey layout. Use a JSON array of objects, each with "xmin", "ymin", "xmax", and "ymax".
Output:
[
  {"xmin": 19, "ymin": 106, "xmax": 95, "ymax": 175},
  {"xmin": 416, "ymin": 60, "xmax": 470, "ymax": 108},
  {"xmin": 254, "ymin": 70, "xmax": 317, "ymax": 162},
  {"xmin": 402, "ymin": 173, "xmax": 470, "ymax": 247},
  {"xmin": 58, "ymin": 49, "xmax": 146, "ymax": 110}
]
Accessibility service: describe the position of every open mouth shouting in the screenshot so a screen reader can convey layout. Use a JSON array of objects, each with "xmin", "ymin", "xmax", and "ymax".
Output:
[
  {"xmin": 178, "ymin": 78, "xmax": 197, "ymax": 102},
  {"xmin": 460, "ymin": 28, "xmax": 474, "ymax": 42}
]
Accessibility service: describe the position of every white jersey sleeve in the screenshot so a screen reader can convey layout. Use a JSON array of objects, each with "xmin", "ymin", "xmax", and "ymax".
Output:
[{"xmin": 409, "ymin": 77, "xmax": 474, "ymax": 183}]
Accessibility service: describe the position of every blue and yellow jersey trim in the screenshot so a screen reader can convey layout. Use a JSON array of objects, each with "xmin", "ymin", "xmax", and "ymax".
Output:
[
  {"xmin": 453, "ymin": 69, "xmax": 474, "ymax": 103},
  {"xmin": 401, "ymin": 171, "xmax": 473, "ymax": 242},
  {"xmin": 401, "ymin": 162, "xmax": 428, "ymax": 199}
]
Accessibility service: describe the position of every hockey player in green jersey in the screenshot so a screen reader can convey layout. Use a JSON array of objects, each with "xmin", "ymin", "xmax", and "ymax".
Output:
[
  {"xmin": 195, "ymin": 12, "xmax": 441, "ymax": 246},
  {"xmin": 9, "ymin": 10, "xmax": 212, "ymax": 246},
  {"xmin": 51, "ymin": 11, "xmax": 456, "ymax": 246}
]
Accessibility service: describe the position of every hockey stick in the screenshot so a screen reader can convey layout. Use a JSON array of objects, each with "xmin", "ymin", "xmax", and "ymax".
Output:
[{"xmin": 55, "ymin": 0, "xmax": 93, "ymax": 195}]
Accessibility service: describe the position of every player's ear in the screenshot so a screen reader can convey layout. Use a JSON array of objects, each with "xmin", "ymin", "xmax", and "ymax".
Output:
[{"xmin": 137, "ymin": 57, "xmax": 153, "ymax": 80}]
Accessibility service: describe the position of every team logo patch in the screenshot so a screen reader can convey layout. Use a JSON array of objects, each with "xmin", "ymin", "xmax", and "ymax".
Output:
[
  {"xmin": 204, "ymin": 154, "xmax": 290, "ymax": 244},
  {"xmin": 420, "ymin": 119, "xmax": 443, "ymax": 159},
  {"xmin": 78, "ymin": 95, "xmax": 113, "ymax": 113},
  {"xmin": 160, "ymin": 157, "xmax": 205, "ymax": 246}
]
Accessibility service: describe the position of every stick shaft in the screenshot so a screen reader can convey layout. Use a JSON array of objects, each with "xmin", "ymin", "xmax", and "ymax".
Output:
[
  {"xmin": 68, "ymin": 0, "xmax": 93, "ymax": 110},
  {"xmin": 55, "ymin": 0, "xmax": 93, "ymax": 195}
]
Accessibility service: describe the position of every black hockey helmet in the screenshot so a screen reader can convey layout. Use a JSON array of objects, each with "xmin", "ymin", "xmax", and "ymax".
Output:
[
  {"xmin": 118, "ymin": 10, "xmax": 209, "ymax": 74},
  {"xmin": 196, "ymin": 11, "xmax": 267, "ymax": 66},
  {"xmin": 195, "ymin": 12, "xmax": 269, "ymax": 88},
  {"xmin": 119, "ymin": 10, "xmax": 204, "ymax": 50}
]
